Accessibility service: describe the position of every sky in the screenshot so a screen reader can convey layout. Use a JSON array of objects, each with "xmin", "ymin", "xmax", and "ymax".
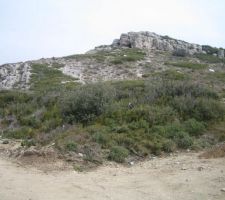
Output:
[{"xmin": 0, "ymin": 0, "xmax": 225, "ymax": 64}]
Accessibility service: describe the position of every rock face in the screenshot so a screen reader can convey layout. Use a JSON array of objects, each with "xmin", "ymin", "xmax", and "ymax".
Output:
[
  {"xmin": 0, "ymin": 63, "xmax": 31, "ymax": 89},
  {"xmin": 218, "ymin": 49, "xmax": 224, "ymax": 59},
  {"xmin": 112, "ymin": 31, "xmax": 203, "ymax": 55}
]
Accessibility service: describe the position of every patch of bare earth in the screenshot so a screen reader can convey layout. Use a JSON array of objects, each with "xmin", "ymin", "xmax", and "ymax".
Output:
[
  {"xmin": 0, "ymin": 140, "xmax": 71, "ymax": 172},
  {"xmin": 0, "ymin": 140, "xmax": 225, "ymax": 200}
]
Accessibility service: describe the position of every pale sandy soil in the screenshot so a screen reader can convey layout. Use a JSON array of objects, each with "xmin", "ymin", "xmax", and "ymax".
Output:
[{"xmin": 0, "ymin": 151, "xmax": 225, "ymax": 200}]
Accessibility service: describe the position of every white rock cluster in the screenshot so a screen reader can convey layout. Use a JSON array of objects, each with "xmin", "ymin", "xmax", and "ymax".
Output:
[
  {"xmin": 112, "ymin": 31, "xmax": 203, "ymax": 55},
  {"xmin": 0, "ymin": 63, "xmax": 31, "ymax": 89},
  {"xmin": 218, "ymin": 49, "xmax": 224, "ymax": 59}
]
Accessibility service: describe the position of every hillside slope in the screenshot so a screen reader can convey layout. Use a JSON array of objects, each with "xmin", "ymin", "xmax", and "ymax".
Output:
[
  {"xmin": 0, "ymin": 31, "xmax": 224, "ymax": 90},
  {"xmin": 0, "ymin": 31, "xmax": 225, "ymax": 168}
]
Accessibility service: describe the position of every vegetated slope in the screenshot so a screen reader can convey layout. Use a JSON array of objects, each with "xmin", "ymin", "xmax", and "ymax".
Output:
[{"xmin": 0, "ymin": 31, "xmax": 225, "ymax": 169}]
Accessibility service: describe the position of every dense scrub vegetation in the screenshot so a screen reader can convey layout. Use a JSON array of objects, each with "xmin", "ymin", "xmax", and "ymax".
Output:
[
  {"xmin": 1, "ymin": 65, "xmax": 225, "ymax": 163},
  {"xmin": 0, "ymin": 55, "xmax": 225, "ymax": 164}
]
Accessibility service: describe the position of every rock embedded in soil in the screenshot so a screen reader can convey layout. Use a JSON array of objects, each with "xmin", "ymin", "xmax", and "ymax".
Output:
[{"xmin": 2, "ymin": 140, "xmax": 9, "ymax": 144}]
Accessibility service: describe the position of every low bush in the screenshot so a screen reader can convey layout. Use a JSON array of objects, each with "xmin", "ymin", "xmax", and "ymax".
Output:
[
  {"xmin": 196, "ymin": 54, "xmax": 224, "ymax": 63},
  {"xmin": 110, "ymin": 48, "xmax": 146, "ymax": 65},
  {"xmin": 144, "ymin": 79, "xmax": 218, "ymax": 106},
  {"xmin": 92, "ymin": 132, "xmax": 111, "ymax": 148},
  {"xmin": 172, "ymin": 96, "xmax": 225, "ymax": 121},
  {"xmin": 30, "ymin": 63, "xmax": 76, "ymax": 91},
  {"xmin": 152, "ymin": 123, "xmax": 194, "ymax": 149},
  {"xmin": 183, "ymin": 118, "xmax": 205, "ymax": 136},
  {"xmin": 108, "ymin": 146, "xmax": 129, "ymax": 163},
  {"xmin": 3, "ymin": 127, "xmax": 34, "ymax": 139},
  {"xmin": 21, "ymin": 139, "xmax": 36, "ymax": 147},
  {"xmin": 202, "ymin": 45, "xmax": 218, "ymax": 55},
  {"xmin": 65, "ymin": 142, "xmax": 77, "ymax": 152},
  {"xmin": 176, "ymin": 133, "xmax": 193, "ymax": 149},
  {"xmin": 156, "ymin": 70, "xmax": 188, "ymax": 80},
  {"xmin": 61, "ymin": 84, "xmax": 114, "ymax": 124},
  {"xmin": 162, "ymin": 140, "xmax": 176, "ymax": 152},
  {"xmin": 165, "ymin": 61, "xmax": 207, "ymax": 69}
]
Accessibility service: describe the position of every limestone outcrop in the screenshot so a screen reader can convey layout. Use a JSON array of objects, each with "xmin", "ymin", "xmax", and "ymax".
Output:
[
  {"xmin": 218, "ymin": 49, "xmax": 224, "ymax": 59},
  {"xmin": 0, "ymin": 63, "xmax": 31, "ymax": 89},
  {"xmin": 112, "ymin": 31, "xmax": 203, "ymax": 55}
]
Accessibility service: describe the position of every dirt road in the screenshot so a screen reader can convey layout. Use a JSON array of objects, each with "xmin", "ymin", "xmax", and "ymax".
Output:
[{"xmin": 0, "ymin": 152, "xmax": 225, "ymax": 200}]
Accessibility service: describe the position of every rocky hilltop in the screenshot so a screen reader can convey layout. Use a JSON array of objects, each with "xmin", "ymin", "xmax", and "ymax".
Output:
[
  {"xmin": 0, "ymin": 31, "xmax": 225, "ymax": 90},
  {"xmin": 95, "ymin": 31, "xmax": 224, "ymax": 57},
  {"xmin": 112, "ymin": 31, "xmax": 203, "ymax": 55}
]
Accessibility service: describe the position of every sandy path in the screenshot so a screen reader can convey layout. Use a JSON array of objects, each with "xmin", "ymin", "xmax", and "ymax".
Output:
[{"xmin": 0, "ymin": 153, "xmax": 225, "ymax": 200}]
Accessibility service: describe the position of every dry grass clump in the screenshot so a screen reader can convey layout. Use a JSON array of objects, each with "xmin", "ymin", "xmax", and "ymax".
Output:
[{"xmin": 199, "ymin": 143, "xmax": 225, "ymax": 159}]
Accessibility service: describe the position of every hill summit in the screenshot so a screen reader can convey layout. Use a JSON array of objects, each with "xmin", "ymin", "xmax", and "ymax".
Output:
[
  {"xmin": 0, "ymin": 31, "xmax": 225, "ymax": 90},
  {"xmin": 94, "ymin": 31, "xmax": 224, "ymax": 57}
]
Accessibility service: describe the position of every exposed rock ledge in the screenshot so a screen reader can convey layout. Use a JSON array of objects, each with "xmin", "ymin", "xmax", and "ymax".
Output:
[
  {"xmin": 95, "ymin": 31, "xmax": 203, "ymax": 55},
  {"xmin": 0, "ymin": 63, "xmax": 31, "ymax": 89}
]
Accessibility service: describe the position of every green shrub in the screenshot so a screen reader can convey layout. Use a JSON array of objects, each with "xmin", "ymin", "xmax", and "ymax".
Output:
[
  {"xmin": 193, "ymin": 98, "xmax": 225, "ymax": 121},
  {"xmin": 172, "ymin": 96, "xmax": 225, "ymax": 121},
  {"xmin": 112, "ymin": 125, "xmax": 130, "ymax": 133},
  {"xmin": 19, "ymin": 116, "xmax": 40, "ymax": 128},
  {"xmin": 196, "ymin": 53, "xmax": 224, "ymax": 63},
  {"xmin": 157, "ymin": 70, "xmax": 188, "ymax": 80},
  {"xmin": 202, "ymin": 45, "xmax": 218, "ymax": 55},
  {"xmin": 184, "ymin": 119, "xmax": 205, "ymax": 136},
  {"xmin": 111, "ymin": 59, "xmax": 123, "ymax": 65},
  {"xmin": 30, "ymin": 63, "xmax": 76, "ymax": 91},
  {"xmin": 21, "ymin": 139, "xmax": 36, "ymax": 147},
  {"xmin": 152, "ymin": 123, "xmax": 194, "ymax": 150},
  {"xmin": 145, "ymin": 79, "xmax": 218, "ymax": 105},
  {"xmin": 112, "ymin": 105, "xmax": 176, "ymax": 128},
  {"xmin": 177, "ymin": 133, "xmax": 193, "ymax": 149},
  {"xmin": 65, "ymin": 142, "xmax": 77, "ymax": 152},
  {"xmin": 208, "ymin": 72, "xmax": 225, "ymax": 82},
  {"xmin": 165, "ymin": 61, "xmax": 207, "ymax": 69},
  {"xmin": 151, "ymin": 142, "xmax": 163, "ymax": 155},
  {"xmin": 110, "ymin": 48, "xmax": 146, "ymax": 65},
  {"xmin": 162, "ymin": 140, "xmax": 176, "ymax": 152},
  {"xmin": 108, "ymin": 146, "xmax": 129, "ymax": 163},
  {"xmin": 61, "ymin": 84, "xmax": 114, "ymax": 124},
  {"xmin": 164, "ymin": 123, "xmax": 185, "ymax": 139},
  {"xmin": 40, "ymin": 118, "xmax": 62, "ymax": 132},
  {"xmin": 0, "ymin": 91, "xmax": 31, "ymax": 106},
  {"xmin": 113, "ymin": 80, "xmax": 145, "ymax": 100},
  {"xmin": 92, "ymin": 132, "xmax": 110, "ymax": 148},
  {"xmin": 4, "ymin": 127, "xmax": 34, "ymax": 139}
]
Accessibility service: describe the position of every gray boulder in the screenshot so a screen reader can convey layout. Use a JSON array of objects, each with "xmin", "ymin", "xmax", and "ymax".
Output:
[{"xmin": 218, "ymin": 49, "xmax": 224, "ymax": 59}]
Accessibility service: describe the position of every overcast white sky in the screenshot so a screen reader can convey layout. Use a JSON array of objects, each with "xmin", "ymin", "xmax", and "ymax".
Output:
[{"xmin": 0, "ymin": 0, "xmax": 225, "ymax": 64}]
